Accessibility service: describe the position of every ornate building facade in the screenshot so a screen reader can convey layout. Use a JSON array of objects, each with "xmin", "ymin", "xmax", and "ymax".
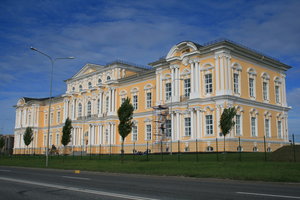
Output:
[{"xmin": 13, "ymin": 39, "xmax": 291, "ymax": 154}]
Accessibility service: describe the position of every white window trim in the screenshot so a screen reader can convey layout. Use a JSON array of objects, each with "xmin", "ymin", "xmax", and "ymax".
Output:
[
  {"xmin": 131, "ymin": 125, "xmax": 138, "ymax": 142},
  {"xmin": 205, "ymin": 114, "xmax": 214, "ymax": 136},
  {"xmin": 145, "ymin": 124, "xmax": 152, "ymax": 141},
  {"xmin": 235, "ymin": 114, "xmax": 243, "ymax": 136}
]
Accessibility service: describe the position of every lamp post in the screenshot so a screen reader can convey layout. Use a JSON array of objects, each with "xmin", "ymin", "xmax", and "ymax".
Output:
[{"xmin": 30, "ymin": 47, "xmax": 74, "ymax": 167}]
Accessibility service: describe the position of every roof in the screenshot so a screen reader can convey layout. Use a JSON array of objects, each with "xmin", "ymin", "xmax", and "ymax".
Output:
[{"xmin": 149, "ymin": 38, "xmax": 292, "ymax": 70}]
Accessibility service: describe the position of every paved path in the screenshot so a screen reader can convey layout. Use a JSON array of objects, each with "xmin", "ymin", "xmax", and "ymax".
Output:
[{"xmin": 0, "ymin": 166, "xmax": 299, "ymax": 199}]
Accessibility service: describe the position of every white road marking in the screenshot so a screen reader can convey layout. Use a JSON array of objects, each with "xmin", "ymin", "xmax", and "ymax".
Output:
[
  {"xmin": 0, "ymin": 176, "xmax": 158, "ymax": 200},
  {"xmin": 237, "ymin": 192, "xmax": 300, "ymax": 199},
  {"xmin": 0, "ymin": 170, "xmax": 11, "ymax": 172},
  {"xmin": 62, "ymin": 176, "xmax": 90, "ymax": 180}
]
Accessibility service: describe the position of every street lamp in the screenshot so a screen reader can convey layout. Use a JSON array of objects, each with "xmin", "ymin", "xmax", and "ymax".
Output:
[{"xmin": 30, "ymin": 47, "xmax": 74, "ymax": 167}]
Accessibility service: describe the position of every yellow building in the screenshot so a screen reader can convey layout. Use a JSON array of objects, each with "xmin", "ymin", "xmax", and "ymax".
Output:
[{"xmin": 13, "ymin": 39, "xmax": 291, "ymax": 154}]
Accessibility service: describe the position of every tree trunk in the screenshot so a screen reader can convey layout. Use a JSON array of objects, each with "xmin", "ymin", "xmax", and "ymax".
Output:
[
  {"xmin": 121, "ymin": 139, "xmax": 124, "ymax": 163},
  {"xmin": 223, "ymin": 135, "xmax": 226, "ymax": 153}
]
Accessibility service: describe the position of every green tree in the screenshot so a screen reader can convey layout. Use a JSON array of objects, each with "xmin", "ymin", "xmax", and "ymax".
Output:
[
  {"xmin": 0, "ymin": 136, "xmax": 5, "ymax": 155},
  {"xmin": 61, "ymin": 117, "xmax": 73, "ymax": 155},
  {"xmin": 23, "ymin": 127, "xmax": 34, "ymax": 154},
  {"xmin": 117, "ymin": 97, "xmax": 134, "ymax": 162},
  {"xmin": 219, "ymin": 107, "xmax": 237, "ymax": 153}
]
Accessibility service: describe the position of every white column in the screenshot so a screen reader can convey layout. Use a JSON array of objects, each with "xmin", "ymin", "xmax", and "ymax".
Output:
[
  {"xmin": 108, "ymin": 89, "xmax": 112, "ymax": 113},
  {"xmin": 72, "ymin": 99, "xmax": 76, "ymax": 120},
  {"xmin": 190, "ymin": 109, "xmax": 195, "ymax": 139},
  {"xmin": 63, "ymin": 101, "xmax": 66, "ymax": 121},
  {"xmin": 88, "ymin": 125, "xmax": 91, "ymax": 145},
  {"xmin": 282, "ymin": 75, "xmax": 287, "ymax": 106},
  {"xmin": 196, "ymin": 62, "xmax": 200, "ymax": 96},
  {"xmin": 99, "ymin": 92, "xmax": 103, "ymax": 115},
  {"xmin": 112, "ymin": 89, "xmax": 115, "ymax": 112},
  {"xmin": 156, "ymin": 71, "xmax": 160, "ymax": 104},
  {"xmin": 159, "ymin": 72, "xmax": 163, "ymax": 103},
  {"xmin": 196, "ymin": 109, "xmax": 202, "ymax": 138},
  {"xmin": 190, "ymin": 62, "xmax": 195, "ymax": 95},
  {"xmin": 216, "ymin": 105, "xmax": 221, "ymax": 137},
  {"xmin": 171, "ymin": 112, "xmax": 175, "ymax": 141},
  {"xmin": 98, "ymin": 125, "xmax": 102, "ymax": 144},
  {"xmin": 171, "ymin": 66, "xmax": 175, "ymax": 100},
  {"xmin": 176, "ymin": 112, "xmax": 180, "ymax": 140}
]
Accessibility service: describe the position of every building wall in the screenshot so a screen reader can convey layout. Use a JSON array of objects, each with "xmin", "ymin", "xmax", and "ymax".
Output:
[{"xmin": 13, "ymin": 41, "xmax": 290, "ymax": 154}]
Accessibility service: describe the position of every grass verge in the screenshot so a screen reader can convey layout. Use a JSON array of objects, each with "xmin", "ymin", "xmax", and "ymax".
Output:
[{"xmin": 0, "ymin": 153, "xmax": 299, "ymax": 182}]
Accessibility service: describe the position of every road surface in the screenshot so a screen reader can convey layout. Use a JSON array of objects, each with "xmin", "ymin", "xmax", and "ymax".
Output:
[{"xmin": 0, "ymin": 166, "xmax": 299, "ymax": 199}]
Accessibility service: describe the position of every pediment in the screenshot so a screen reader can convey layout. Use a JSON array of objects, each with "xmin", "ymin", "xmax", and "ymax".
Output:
[
  {"xmin": 166, "ymin": 41, "xmax": 201, "ymax": 60},
  {"xmin": 72, "ymin": 64, "xmax": 104, "ymax": 79}
]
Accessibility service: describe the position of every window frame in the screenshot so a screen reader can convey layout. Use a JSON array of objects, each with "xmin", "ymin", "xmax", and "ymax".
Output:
[
  {"xmin": 205, "ymin": 115, "xmax": 213, "ymax": 135},
  {"xmin": 184, "ymin": 117, "xmax": 191, "ymax": 136},
  {"xmin": 205, "ymin": 74, "xmax": 213, "ymax": 94}
]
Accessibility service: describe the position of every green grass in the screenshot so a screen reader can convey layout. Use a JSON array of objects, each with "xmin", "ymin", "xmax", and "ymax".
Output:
[{"xmin": 0, "ymin": 153, "xmax": 299, "ymax": 182}]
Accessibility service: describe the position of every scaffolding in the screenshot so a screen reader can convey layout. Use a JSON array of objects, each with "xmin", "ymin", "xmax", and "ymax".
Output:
[{"xmin": 152, "ymin": 104, "xmax": 169, "ymax": 153}]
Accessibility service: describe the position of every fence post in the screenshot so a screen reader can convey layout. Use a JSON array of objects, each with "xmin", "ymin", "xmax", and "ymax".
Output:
[
  {"xmin": 178, "ymin": 140, "xmax": 180, "ymax": 162},
  {"xmin": 146, "ymin": 141, "xmax": 149, "ymax": 161},
  {"xmin": 264, "ymin": 136, "xmax": 267, "ymax": 161},
  {"xmin": 216, "ymin": 138, "xmax": 219, "ymax": 161},
  {"xmin": 89, "ymin": 144, "xmax": 92, "ymax": 160},
  {"xmin": 293, "ymin": 134, "xmax": 296, "ymax": 162},
  {"xmin": 196, "ymin": 139, "xmax": 199, "ymax": 162},
  {"xmin": 161, "ymin": 140, "xmax": 163, "ymax": 161},
  {"xmin": 238, "ymin": 137, "xmax": 241, "ymax": 162},
  {"xmin": 99, "ymin": 144, "xmax": 101, "ymax": 160},
  {"xmin": 133, "ymin": 142, "xmax": 136, "ymax": 161}
]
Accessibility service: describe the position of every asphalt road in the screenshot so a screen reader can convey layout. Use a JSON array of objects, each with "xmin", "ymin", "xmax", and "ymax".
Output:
[{"xmin": 0, "ymin": 166, "xmax": 299, "ymax": 200}]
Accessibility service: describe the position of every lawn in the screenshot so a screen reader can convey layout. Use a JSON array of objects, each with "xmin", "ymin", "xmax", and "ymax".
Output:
[{"xmin": 0, "ymin": 153, "xmax": 299, "ymax": 182}]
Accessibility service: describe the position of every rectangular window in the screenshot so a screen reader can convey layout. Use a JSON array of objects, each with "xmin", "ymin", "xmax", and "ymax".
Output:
[
  {"xmin": 233, "ymin": 73, "xmax": 239, "ymax": 94},
  {"xmin": 275, "ymin": 86, "xmax": 280, "ymax": 103},
  {"xmin": 57, "ymin": 111, "xmax": 61, "ymax": 123},
  {"xmin": 146, "ymin": 124, "xmax": 152, "ymax": 140},
  {"xmin": 205, "ymin": 74, "xmax": 213, "ymax": 94},
  {"xmin": 132, "ymin": 125, "xmax": 137, "ymax": 141},
  {"xmin": 184, "ymin": 117, "xmax": 191, "ymax": 136},
  {"xmin": 263, "ymin": 82, "xmax": 268, "ymax": 100},
  {"xmin": 165, "ymin": 83, "xmax": 172, "ymax": 100},
  {"xmin": 277, "ymin": 121, "xmax": 282, "ymax": 138},
  {"xmin": 206, "ymin": 115, "xmax": 213, "ymax": 135},
  {"xmin": 265, "ymin": 119, "xmax": 270, "ymax": 138},
  {"xmin": 146, "ymin": 92, "xmax": 152, "ymax": 108},
  {"xmin": 249, "ymin": 78, "xmax": 254, "ymax": 97},
  {"xmin": 236, "ymin": 115, "xmax": 241, "ymax": 136},
  {"xmin": 133, "ymin": 95, "xmax": 138, "ymax": 110},
  {"xmin": 165, "ymin": 119, "xmax": 172, "ymax": 137},
  {"xmin": 251, "ymin": 117, "xmax": 256, "ymax": 137},
  {"xmin": 184, "ymin": 79, "xmax": 191, "ymax": 97},
  {"xmin": 44, "ymin": 135, "xmax": 46, "ymax": 146},
  {"xmin": 50, "ymin": 113, "xmax": 54, "ymax": 125}
]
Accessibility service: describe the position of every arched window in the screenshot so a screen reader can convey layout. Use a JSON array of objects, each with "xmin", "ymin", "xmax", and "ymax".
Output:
[
  {"xmin": 253, "ymin": 147, "xmax": 258, "ymax": 152},
  {"xmin": 98, "ymin": 79, "xmax": 102, "ymax": 84},
  {"xmin": 79, "ymin": 85, "xmax": 83, "ymax": 92},
  {"xmin": 87, "ymin": 101, "xmax": 91, "ymax": 117},
  {"xmin": 72, "ymin": 87, "xmax": 75, "ymax": 92},
  {"xmin": 88, "ymin": 82, "xmax": 92, "ymax": 89},
  {"xmin": 107, "ymin": 76, "xmax": 111, "ymax": 81},
  {"xmin": 206, "ymin": 146, "xmax": 214, "ymax": 152},
  {"xmin": 78, "ymin": 103, "xmax": 82, "ymax": 117}
]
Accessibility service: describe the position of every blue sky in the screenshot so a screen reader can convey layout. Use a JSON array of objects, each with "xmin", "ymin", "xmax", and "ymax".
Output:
[{"xmin": 0, "ymin": 0, "xmax": 299, "ymax": 141}]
